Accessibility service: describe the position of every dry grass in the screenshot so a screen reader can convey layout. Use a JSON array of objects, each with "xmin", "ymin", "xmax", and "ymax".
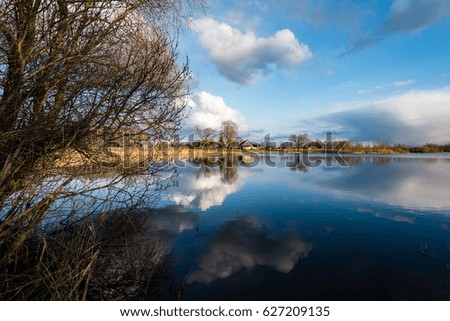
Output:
[
  {"xmin": 54, "ymin": 147, "xmax": 260, "ymax": 168},
  {"xmin": 0, "ymin": 209, "xmax": 181, "ymax": 300}
]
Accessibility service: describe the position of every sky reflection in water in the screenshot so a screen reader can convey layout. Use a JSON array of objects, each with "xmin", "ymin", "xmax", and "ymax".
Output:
[{"xmin": 155, "ymin": 155, "xmax": 450, "ymax": 300}]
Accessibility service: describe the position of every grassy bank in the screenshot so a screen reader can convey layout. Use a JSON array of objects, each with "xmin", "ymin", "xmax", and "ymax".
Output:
[{"xmin": 55, "ymin": 145, "xmax": 449, "ymax": 169}]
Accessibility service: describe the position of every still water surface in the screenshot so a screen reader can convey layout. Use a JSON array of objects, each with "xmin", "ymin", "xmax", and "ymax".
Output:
[{"xmin": 153, "ymin": 154, "xmax": 450, "ymax": 300}]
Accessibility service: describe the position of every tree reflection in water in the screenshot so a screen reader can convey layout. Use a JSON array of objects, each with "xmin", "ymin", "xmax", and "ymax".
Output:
[{"xmin": 0, "ymin": 162, "xmax": 190, "ymax": 300}]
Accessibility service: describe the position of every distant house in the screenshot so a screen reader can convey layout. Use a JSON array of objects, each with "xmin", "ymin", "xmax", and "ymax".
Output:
[{"xmin": 240, "ymin": 140, "xmax": 260, "ymax": 150}]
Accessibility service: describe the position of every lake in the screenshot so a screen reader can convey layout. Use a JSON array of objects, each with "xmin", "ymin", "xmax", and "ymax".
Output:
[{"xmin": 152, "ymin": 154, "xmax": 450, "ymax": 300}]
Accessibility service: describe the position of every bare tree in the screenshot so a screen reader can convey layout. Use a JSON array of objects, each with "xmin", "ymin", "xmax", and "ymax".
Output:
[
  {"xmin": 289, "ymin": 133, "xmax": 310, "ymax": 152},
  {"xmin": 0, "ymin": 0, "xmax": 202, "ymax": 300},
  {"xmin": 195, "ymin": 126, "xmax": 217, "ymax": 147},
  {"xmin": 220, "ymin": 120, "xmax": 238, "ymax": 149}
]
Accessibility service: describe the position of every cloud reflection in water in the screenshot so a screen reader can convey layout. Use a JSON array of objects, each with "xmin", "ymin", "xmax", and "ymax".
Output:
[
  {"xmin": 187, "ymin": 216, "xmax": 312, "ymax": 284},
  {"xmin": 167, "ymin": 157, "xmax": 251, "ymax": 211},
  {"xmin": 322, "ymin": 158, "xmax": 450, "ymax": 211}
]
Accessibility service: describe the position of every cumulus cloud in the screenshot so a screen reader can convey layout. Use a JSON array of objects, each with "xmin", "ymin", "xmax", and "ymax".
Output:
[
  {"xmin": 312, "ymin": 88, "xmax": 450, "ymax": 145},
  {"xmin": 192, "ymin": 18, "xmax": 312, "ymax": 85},
  {"xmin": 187, "ymin": 216, "xmax": 312, "ymax": 284},
  {"xmin": 187, "ymin": 91, "xmax": 248, "ymax": 131}
]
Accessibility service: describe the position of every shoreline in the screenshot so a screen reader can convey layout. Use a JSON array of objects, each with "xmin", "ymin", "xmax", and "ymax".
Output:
[{"xmin": 55, "ymin": 147, "xmax": 450, "ymax": 169}]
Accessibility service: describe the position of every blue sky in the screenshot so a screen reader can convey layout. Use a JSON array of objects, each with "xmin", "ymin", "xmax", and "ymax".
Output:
[{"xmin": 179, "ymin": 0, "xmax": 450, "ymax": 145}]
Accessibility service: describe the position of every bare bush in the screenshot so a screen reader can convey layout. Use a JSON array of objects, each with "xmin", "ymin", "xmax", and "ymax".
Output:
[
  {"xmin": 1, "ymin": 207, "xmax": 182, "ymax": 300},
  {"xmin": 0, "ymin": 0, "xmax": 202, "ymax": 300}
]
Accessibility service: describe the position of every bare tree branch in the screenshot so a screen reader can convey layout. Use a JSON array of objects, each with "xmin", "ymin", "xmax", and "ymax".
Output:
[{"xmin": 0, "ymin": 0, "xmax": 203, "ymax": 300}]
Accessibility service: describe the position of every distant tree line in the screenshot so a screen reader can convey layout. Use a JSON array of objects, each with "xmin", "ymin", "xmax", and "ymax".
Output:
[
  {"xmin": 407, "ymin": 143, "xmax": 450, "ymax": 153},
  {"xmin": 189, "ymin": 127, "xmax": 450, "ymax": 154}
]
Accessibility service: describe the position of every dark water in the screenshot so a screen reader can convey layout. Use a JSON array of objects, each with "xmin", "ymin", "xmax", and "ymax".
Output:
[{"xmin": 153, "ymin": 154, "xmax": 450, "ymax": 300}]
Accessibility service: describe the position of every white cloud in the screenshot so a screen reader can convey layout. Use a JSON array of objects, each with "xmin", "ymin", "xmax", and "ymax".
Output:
[
  {"xmin": 187, "ymin": 91, "xmax": 248, "ymax": 131},
  {"xmin": 192, "ymin": 17, "xmax": 312, "ymax": 85},
  {"xmin": 392, "ymin": 79, "xmax": 415, "ymax": 87},
  {"xmin": 308, "ymin": 88, "xmax": 450, "ymax": 144},
  {"xmin": 357, "ymin": 79, "xmax": 415, "ymax": 95}
]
